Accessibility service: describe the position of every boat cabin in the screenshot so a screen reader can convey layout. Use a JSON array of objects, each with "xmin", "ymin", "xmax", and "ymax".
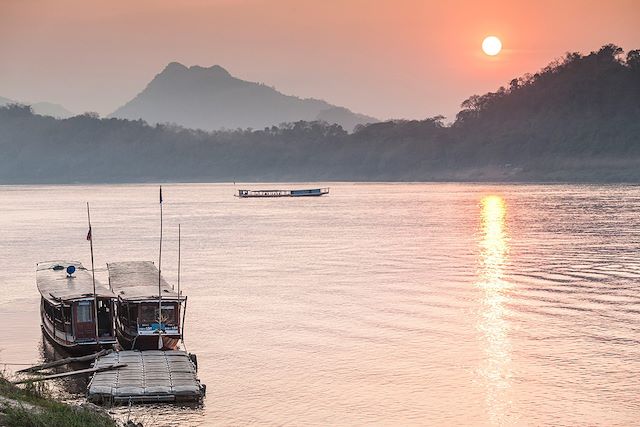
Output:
[
  {"xmin": 108, "ymin": 261, "xmax": 185, "ymax": 351},
  {"xmin": 36, "ymin": 261, "xmax": 116, "ymax": 353}
]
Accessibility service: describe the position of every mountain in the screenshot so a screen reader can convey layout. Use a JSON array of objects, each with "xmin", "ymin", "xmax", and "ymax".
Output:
[
  {"xmin": 0, "ymin": 44, "xmax": 638, "ymax": 183},
  {"xmin": 110, "ymin": 62, "xmax": 378, "ymax": 131},
  {"xmin": 0, "ymin": 96, "xmax": 74, "ymax": 118},
  {"xmin": 30, "ymin": 102, "xmax": 75, "ymax": 119}
]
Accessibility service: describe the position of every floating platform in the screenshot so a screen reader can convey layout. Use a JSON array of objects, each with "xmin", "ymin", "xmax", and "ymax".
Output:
[{"xmin": 87, "ymin": 350, "xmax": 205, "ymax": 404}]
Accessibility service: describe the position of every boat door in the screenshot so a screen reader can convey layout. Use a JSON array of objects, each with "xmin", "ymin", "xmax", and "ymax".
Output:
[
  {"xmin": 96, "ymin": 298, "xmax": 114, "ymax": 338},
  {"xmin": 73, "ymin": 300, "xmax": 95, "ymax": 340}
]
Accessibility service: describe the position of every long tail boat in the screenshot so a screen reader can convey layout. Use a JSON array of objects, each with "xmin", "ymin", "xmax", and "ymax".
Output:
[
  {"xmin": 108, "ymin": 261, "xmax": 186, "ymax": 351},
  {"xmin": 36, "ymin": 261, "xmax": 117, "ymax": 354},
  {"xmin": 236, "ymin": 187, "xmax": 329, "ymax": 198}
]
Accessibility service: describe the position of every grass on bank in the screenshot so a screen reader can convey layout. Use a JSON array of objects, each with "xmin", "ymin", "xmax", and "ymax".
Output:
[{"xmin": 0, "ymin": 372, "xmax": 116, "ymax": 427}]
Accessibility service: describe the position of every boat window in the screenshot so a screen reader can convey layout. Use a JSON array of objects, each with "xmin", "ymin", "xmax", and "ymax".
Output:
[
  {"xmin": 43, "ymin": 301, "xmax": 48, "ymax": 317},
  {"xmin": 129, "ymin": 304, "xmax": 138, "ymax": 324},
  {"xmin": 139, "ymin": 304, "xmax": 157, "ymax": 325},
  {"xmin": 63, "ymin": 306, "xmax": 72, "ymax": 333},
  {"xmin": 76, "ymin": 301, "xmax": 93, "ymax": 323},
  {"xmin": 138, "ymin": 303, "xmax": 177, "ymax": 325},
  {"xmin": 53, "ymin": 306, "xmax": 63, "ymax": 322},
  {"xmin": 159, "ymin": 305, "xmax": 177, "ymax": 324}
]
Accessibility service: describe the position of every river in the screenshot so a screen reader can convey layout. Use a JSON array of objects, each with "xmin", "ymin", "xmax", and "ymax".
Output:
[{"xmin": 0, "ymin": 183, "xmax": 639, "ymax": 426}]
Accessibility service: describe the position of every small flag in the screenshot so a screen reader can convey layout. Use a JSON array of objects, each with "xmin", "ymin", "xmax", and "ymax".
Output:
[
  {"xmin": 160, "ymin": 186, "xmax": 163, "ymax": 204},
  {"xmin": 86, "ymin": 226, "xmax": 92, "ymax": 241}
]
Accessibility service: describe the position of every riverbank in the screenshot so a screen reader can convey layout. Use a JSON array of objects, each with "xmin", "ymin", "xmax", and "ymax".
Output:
[{"xmin": 0, "ymin": 373, "xmax": 117, "ymax": 427}]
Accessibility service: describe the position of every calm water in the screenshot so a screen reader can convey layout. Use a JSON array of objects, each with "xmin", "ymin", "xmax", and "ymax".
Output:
[{"xmin": 1, "ymin": 183, "xmax": 639, "ymax": 426}]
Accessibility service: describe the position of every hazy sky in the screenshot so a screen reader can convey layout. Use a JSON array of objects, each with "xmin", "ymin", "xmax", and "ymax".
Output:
[{"xmin": 1, "ymin": 0, "xmax": 638, "ymax": 120}]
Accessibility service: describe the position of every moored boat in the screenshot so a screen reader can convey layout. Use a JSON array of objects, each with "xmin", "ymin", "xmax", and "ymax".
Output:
[
  {"xmin": 36, "ymin": 261, "xmax": 117, "ymax": 354},
  {"xmin": 108, "ymin": 261, "xmax": 186, "ymax": 351},
  {"xmin": 236, "ymin": 187, "xmax": 329, "ymax": 198}
]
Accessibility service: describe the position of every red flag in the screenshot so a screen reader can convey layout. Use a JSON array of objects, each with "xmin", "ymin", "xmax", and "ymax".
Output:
[{"xmin": 86, "ymin": 226, "xmax": 92, "ymax": 241}]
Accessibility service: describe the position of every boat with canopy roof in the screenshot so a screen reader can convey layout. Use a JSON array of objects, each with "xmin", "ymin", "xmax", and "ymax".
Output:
[
  {"xmin": 36, "ymin": 260, "xmax": 116, "ymax": 354},
  {"xmin": 108, "ymin": 261, "xmax": 186, "ymax": 351},
  {"xmin": 236, "ymin": 188, "xmax": 329, "ymax": 198}
]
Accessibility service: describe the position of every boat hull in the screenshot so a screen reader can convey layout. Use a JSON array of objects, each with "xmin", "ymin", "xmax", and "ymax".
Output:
[{"xmin": 40, "ymin": 322, "xmax": 114, "ymax": 356}]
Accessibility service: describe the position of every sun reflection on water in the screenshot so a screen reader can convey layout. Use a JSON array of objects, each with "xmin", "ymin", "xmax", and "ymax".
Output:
[{"xmin": 477, "ymin": 195, "xmax": 513, "ymax": 425}]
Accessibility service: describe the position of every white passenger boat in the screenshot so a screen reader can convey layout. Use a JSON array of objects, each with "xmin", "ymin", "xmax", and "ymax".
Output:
[{"xmin": 236, "ymin": 187, "xmax": 329, "ymax": 198}]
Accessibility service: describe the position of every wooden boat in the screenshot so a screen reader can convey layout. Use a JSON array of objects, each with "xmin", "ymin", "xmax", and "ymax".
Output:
[
  {"xmin": 236, "ymin": 187, "xmax": 329, "ymax": 198},
  {"xmin": 108, "ymin": 261, "xmax": 186, "ymax": 351},
  {"xmin": 36, "ymin": 261, "xmax": 117, "ymax": 354}
]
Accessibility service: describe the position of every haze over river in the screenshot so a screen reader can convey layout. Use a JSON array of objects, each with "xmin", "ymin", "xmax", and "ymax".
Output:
[{"xmin": 1, "ymin": 183, "xmax": 639, "ymax": 426}]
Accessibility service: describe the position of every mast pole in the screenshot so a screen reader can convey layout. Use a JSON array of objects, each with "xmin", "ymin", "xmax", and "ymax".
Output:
[
  {"xmin": 158, "ymin": 186, "xmax": 163, "ymax": 329},
  {"xmin": 177, "ymin": 224, "xmax": 181, "ymax": 298},
  {"xmin": 177, "ymin": 223, "xmax": 182, "ymax": 338},
  {"xmin": 87, "ymin": 202, "xmax": 100, "ymax": 343}
]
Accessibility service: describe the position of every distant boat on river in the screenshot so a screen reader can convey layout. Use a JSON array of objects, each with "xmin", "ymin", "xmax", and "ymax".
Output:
[{"xmin": 236, "ymin": 188, "xmax": 329, "ymax": 198}]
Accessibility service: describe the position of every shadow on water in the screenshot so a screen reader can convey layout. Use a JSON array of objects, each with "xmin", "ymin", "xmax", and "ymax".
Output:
[{"xmin": 39, "ymin": 334, "xmax": 91, "ymax": 398}]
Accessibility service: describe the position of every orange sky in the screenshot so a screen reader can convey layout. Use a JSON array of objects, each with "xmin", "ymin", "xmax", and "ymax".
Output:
[{"xmin": 1, "ymin": 0, "xmax": 638, "ymax": 120}]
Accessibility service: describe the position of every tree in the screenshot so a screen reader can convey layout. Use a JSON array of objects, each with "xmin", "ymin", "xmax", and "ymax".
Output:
[
  {"xmin": 627, "ymin": 50, "xmax": 640, "ymax": 71},
  {"xmin": 596, "ymin": 44, "xmax": 623, "ymax": 62}
]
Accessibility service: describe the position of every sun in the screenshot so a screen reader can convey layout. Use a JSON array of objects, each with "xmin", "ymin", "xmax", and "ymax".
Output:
[{"xmin": 482, "ymin": 36, "xmax": 502, "ymax": 56}]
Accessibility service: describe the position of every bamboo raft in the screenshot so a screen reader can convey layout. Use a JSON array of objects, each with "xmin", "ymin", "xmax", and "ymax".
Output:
[{"xmin": 87, "ymin": 350, "xmax": 205, "ymax": 404}]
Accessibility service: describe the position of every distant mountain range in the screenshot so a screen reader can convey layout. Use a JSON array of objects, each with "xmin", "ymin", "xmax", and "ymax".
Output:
[
  {"xmin": 109, "ymin": 62, "xmax": 378, "ymax": 131},
  {"xmin": 0, "ymin": 44, "xmax": 638, "ymax": 183},
  {"xmin": 0, "ymin": 96, "xmax": 74, "ymax": 119}
]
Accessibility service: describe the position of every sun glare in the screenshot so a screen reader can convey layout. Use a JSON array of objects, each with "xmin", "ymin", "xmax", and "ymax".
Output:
[
  {"xmin": 477, "ymin": 195, "xmax": 512, "ymax": 424},
  {"xmin": 482, "ymin": 36, "xmax": 502, "ymax": 56}
]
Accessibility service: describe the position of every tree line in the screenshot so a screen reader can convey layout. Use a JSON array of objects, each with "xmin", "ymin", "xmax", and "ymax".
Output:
[{"xmin": 0, "ymin": 44, "xmax": 638, "ymax": 183}]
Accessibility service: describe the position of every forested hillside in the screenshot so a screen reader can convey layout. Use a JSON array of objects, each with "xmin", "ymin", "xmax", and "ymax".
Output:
[{"xmin": 1, "ymin": 44, "xmax": 638, "ymax": 183}]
